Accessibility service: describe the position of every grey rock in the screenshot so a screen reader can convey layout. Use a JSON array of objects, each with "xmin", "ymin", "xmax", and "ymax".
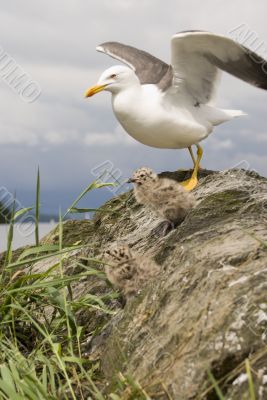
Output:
[{"xmin": 4, "ymin": 168, "xmax": 267, "ymax": 399}]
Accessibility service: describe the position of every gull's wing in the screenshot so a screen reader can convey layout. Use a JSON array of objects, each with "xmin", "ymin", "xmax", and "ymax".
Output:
[
  {"xmin": 96, "ymin": 42, "xmax": 172, "ymax": 90},
  {"xmin": 171, "ymin": 31, "xmax": 267, "ymax": 104}
]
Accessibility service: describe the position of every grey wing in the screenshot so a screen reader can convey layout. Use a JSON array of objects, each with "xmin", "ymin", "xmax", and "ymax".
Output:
[
  {"xmin": 97, "ymin": 41, "xmax": 173, "ymax": 90},
  {"xmin": 171, "ymin": 31, "xmax": 267, "ymax": 104}
]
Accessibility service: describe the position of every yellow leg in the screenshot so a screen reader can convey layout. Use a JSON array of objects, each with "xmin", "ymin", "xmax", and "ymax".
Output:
[
  {"xmin": 180, "ymin": 145, "xmax": 203, "ymax": 191},
  {"xmin": 177, "ymin": 147, "xmax": 196, "ymax": 172},
  {"xmin": 188, "ymin": 146, "xmax": 196, "ymax": 166}
]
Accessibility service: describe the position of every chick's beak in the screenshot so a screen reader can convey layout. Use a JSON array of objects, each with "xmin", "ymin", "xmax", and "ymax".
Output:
[
  {"xmin": 127, "ymin": 178, "xmax": 136, "ymax": 183},
  {"xmin": 84, "ymin": 83, "xmax": 108, "ymax": 98}
]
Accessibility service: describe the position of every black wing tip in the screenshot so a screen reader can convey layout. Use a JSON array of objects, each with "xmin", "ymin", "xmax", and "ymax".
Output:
[
  {"xmin": 97, "ymin": 41, "xmax": 128, "ymax": 50},
  {"xmin": 98, "ymin": 41, "xmax": 119, "ymax": 46},
  {"xmin": 241, "ymin": 46, "xmax": 267, "ymax": 90},
  {"xmin": 176, "ymin": 29, "xmax": 208, "ymax": 34},
  {"xmin": 259, "ymin": 82, "xmax": 267, "ymax": 90}
]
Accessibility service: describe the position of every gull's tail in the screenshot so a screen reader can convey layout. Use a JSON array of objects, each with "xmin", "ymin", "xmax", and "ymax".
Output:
[
  {"xmin": 207, "ymin": 106, "xmax": 247, "ymax": 126},
  {"xmin": 224, "ymin": 109, "xmax": 247, "ymax": 119}
]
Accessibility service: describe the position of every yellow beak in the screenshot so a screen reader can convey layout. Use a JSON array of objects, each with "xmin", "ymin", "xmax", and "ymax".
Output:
[{"xmin": 84, "ymin": 83, "xmax": 107, "ymax": 98}]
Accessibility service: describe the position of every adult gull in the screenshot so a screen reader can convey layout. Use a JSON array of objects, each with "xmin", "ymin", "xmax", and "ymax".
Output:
[{"xmin": 85, "ymin": 30, "xmax": 267, "ymax": 190}]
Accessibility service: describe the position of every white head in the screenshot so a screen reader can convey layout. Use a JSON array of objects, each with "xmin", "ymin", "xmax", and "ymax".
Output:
[
  {"xmin": 84, "ymin": 65, "xmax": 140, "ymax": 97},
  {"xmin": 128, "ymin": 167, "xmax": 158, "ymax": 187}
]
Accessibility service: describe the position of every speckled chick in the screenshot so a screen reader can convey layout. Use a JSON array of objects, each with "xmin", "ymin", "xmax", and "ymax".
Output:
[
  {"xmin": 129, "ymin": 167, "xmax": 196, "ymax": 236},
  {"xmin": 102, "ymin": 242, "xmax": 160, "ymax": 300}
]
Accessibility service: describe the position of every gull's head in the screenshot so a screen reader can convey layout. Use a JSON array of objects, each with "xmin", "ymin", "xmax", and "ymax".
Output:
[
  {"xmin": 84, "ymin": 65, "xmax": 139, "ymax": 98},
  {"xmin": 128, "ymin": 167, "xmax": 158, "ymax": 187}
]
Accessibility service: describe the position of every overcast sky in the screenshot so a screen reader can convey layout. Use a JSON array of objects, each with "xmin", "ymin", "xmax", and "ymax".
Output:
[{"xmin": 0, "ymin": 0, "xmax": 267, "ymax": 214}]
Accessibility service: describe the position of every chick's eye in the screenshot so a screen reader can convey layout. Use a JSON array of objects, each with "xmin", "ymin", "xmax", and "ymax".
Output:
[{"xmin": 110, "ymin": 74, "xmax": 117, "ymax": 79}]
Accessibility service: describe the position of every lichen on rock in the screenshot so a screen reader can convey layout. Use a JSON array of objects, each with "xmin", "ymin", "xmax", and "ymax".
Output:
[{"xmin": 4, "ymin": 168, "xmax": 267, "ymax": 399}]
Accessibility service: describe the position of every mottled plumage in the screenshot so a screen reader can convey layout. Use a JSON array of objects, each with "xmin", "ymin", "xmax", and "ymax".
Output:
[
  {"xmin": 129, "ymin": 167, "xmax": 196, "ymax": 235},
  {"xmin": 102, "ymin": 242, "xmax": 160, "ymax": 299}
]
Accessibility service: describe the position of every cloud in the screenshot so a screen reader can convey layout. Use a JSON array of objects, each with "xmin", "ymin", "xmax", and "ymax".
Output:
[
  {"xmin": 0, "ymin": 0, "xmax": 266, "ymax": 213},
  {"xmin": 43, "ymin": 130, "xmax": 78, "ymax": 145},
  {"xmin": 0, "ymin": 123, "xmax": 38, "ymax": 146},
  {"xmin": 206, "ymin": 136, "xmax": 235, "ymax": 151},
  {"xmin": 83, "ymin": 128, "xmax": 136, "ymax": 146}
]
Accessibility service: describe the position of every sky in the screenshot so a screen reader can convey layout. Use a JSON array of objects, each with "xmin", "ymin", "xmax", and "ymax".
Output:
[{"xmin": 0, "ymin": 0, "xmax": 267, "ymax": 216}]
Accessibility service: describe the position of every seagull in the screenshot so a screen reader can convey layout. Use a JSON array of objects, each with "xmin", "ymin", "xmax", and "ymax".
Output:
[{"xmin": 85, "ymin": 30, "xmax": 267, "ymax": 190}]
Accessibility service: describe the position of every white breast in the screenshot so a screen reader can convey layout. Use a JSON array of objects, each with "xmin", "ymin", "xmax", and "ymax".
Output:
[{"xmin": 112, "ymin": 84, "xmax": 209, "ymax": 149}]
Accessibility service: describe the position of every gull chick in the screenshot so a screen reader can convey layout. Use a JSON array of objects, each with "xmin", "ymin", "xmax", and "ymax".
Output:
[
  {"xmin": 102, "ymin": 242, "xmax": 160, "ymax": 300},
  {"xmin": 129, "ymin": 167, "xmax": 196, "ymax": 236}
]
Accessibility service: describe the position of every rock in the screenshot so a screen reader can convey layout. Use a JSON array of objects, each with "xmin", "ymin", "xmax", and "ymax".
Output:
[{"xmin": 4, "ymin": 168, "xmax": 267, "ymax": 399}]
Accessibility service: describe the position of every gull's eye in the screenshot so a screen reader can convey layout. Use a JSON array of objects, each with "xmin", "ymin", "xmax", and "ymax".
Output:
[{"xmin": 110, "ymin": 74, "xmax": 117, "ymax": 79}]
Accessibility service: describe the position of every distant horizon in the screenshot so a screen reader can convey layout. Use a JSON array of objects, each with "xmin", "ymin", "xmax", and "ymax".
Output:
[
  {"xmin": 2, "ymin": 160, "xmax": 267, "ymax": 215},
  {"xmin": 0, "ymin": 1, "xmax": 267, "ymax": 216}
]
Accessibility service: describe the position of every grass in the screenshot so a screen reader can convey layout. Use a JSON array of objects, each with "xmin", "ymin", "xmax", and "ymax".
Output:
[
  {"xmin": 35, "ymin": 166, "xmax": 40, "ymax": 246},
  {"xmin": 0, "ymin": 172, "xmax": 116, "ymax": 399},
  {"xmin": 0, "ymin": 199, "xmax": 12, "ymax": 224},
  {"xmin": 203, "ymin": 354, "xmax": 264, "ymax": 400},
  {"xmin": 0, "ymin": 169, "xmax": 265, "ymax": 399},
  {"xmin": 245, "ymin": 359, "xmax": 256, "ymax": 400},
  {"xmin": 0, "ymin": 171, "xmax": 153, "ymax": 399},
  {"xmin": 207, "ymin": 371, "xmax": 225, "ymax": 400}
]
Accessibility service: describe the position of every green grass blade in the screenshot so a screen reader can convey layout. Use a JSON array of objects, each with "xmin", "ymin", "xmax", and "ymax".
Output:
[
  {"xmin": 4, "ymin": 271, "xmax": 105, "ymax": 295},
  {"xmin": 58, "ymin": 210, "xmax": 77, "ymax": 342},
  {"xmin": 69, "ymin": 207, "xmax": 119, "ymax": 215},
  {"xmin": 35, "ymin": 166, "xmax": 40, "ymax": 246},
  {"xmin": 0, "ymin": 365, "xmax": 16, "ymax": 392},
  {"xmin": 68, "ymin": 207, "xmax": 99, "ymax": 213},
  {"xmin": 63, "ymin": 178, "xmax": 115, "ymax": 218},
  {"xmin": 9, "ymin": 302, "xmax": 76, "ymax": 400},
  {"xmin": 207, "ymin": 370, "xmax": 225, "ymax": 400},
  {"xmin": 14, "ymin": 207, "xmax": 34, "ymax": 220},
  {"xmin": 18, "ymin": 244, "xmax": 59, "ymax": 261},
  {"xmin": 3, "ymin": 206, "xmax": 34, "ymax": 269},
  {"xmin": 245, "ymin": 359, "xmax": 256, "ymax": 400},
  {"xmin": 6, "ymin": 243, "xmax": 88, "ymax": 269},
  {"xmin": 4, "ymin": 197, "xmax": 16, "ymax": 268}
]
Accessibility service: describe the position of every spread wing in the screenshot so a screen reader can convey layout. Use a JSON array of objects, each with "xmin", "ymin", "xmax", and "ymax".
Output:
[
  {"xmin": 171, "ymin": 31, "xmax": 267, "ymax": 104},
  {"xmin": 96, "ymin": 41, "xmax": 172, "ymax": 90}
]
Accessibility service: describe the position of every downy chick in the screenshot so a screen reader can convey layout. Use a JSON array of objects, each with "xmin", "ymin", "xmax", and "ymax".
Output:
[
  {"xmin": 102, "ymin": 242, "xmax": 160, "ymax": 300},
  {"xmin": 129, "ymin": 167, "xmax": 196, "ymax": 236}
]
